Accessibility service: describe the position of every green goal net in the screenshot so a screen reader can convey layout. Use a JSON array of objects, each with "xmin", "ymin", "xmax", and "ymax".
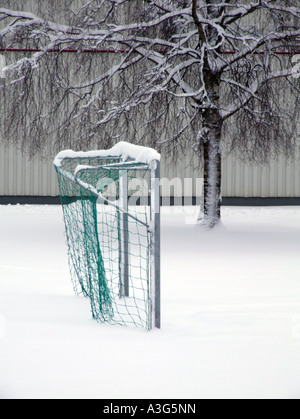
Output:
[{"xmin": 54, "ymin": 142, "xmax": 161, "ymax": 330}]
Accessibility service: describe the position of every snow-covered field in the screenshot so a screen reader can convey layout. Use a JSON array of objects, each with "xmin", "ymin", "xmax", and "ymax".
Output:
[{"xmin": 1, "ymin": 204, "xmax": 300, "ymax": 399}]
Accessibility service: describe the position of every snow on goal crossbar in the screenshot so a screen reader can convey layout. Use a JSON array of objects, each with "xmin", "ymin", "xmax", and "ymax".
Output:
[{"xmin": 54, "ymin": 142, "xmax": 161, "ymax": 330}]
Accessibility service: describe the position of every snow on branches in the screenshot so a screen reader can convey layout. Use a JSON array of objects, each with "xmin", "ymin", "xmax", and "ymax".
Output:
[{"xmin": 1, "ymin": 1, "xmax": 299, "ymax": 120}]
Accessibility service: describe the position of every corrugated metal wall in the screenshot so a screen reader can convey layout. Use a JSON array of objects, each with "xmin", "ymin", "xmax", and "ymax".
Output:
[
  {"xmin": 0, "ymin": 0, "xmax": 299, "ymax": 199},
  {"xmin": 1, "ymin": 142, "xmax": 300, "ymax": 198},
  {"xmin": 0, "ymin": 144, "xmax": 58, "ymax": 196},
  {"xmin": 222, "ymin": 150, "xmax": 300, "ymax": 198}
]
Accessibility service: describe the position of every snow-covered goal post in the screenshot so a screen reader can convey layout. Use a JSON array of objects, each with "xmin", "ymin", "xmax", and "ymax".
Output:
[{"xmin": 54, "ymin": 142, "xmax": 161, "ymax": 330}]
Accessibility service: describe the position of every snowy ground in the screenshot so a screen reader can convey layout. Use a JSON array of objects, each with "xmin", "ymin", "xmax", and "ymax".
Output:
[{"xmin": 1, "ymin": 204, "xmax": 300, "ymax": 399}]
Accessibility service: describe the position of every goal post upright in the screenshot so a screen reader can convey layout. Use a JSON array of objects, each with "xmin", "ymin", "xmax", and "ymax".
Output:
[
  {"xmin": 119, "ymin": 168, "xmax": 129, "ymax": 298},
  {"xmin": 150, "ymin": 159, "xmax": 161, "ymax": 329}
]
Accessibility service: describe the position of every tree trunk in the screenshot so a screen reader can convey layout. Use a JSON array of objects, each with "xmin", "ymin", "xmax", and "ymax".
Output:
[
  {"xmin": 197, "ymin": 29, "xmax": 222, "ymax": 228},
  {"xmin": 198, "ymin": 111, "xmax": 223, "ymax": 228}
]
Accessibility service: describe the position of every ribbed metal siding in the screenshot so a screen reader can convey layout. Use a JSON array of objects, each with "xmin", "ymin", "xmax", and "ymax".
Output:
[
  {"xmin": 222, "ymin": 151, "xmax": 300, "ymax": 198},
  {"xmin": 1, "ymin": 142, "xmax": 300, "ymax": 197},
  {"xmin": 160, "ymin": 153, "xmax": 203, "ymax": 198},
  {"xmin": 0, "ymin": 144, "xmax": 58, "ymax": 196}
]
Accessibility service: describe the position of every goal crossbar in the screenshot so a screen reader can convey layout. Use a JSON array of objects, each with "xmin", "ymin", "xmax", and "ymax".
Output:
[{"xmin": 57, "ymin": 164, "xmax": 149, "ymax": 229}]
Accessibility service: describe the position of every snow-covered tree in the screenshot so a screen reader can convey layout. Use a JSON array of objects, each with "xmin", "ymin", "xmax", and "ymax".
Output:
[{"xmin": 1, "ymin": 0, "xmax": 300, "ymax": 227}]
